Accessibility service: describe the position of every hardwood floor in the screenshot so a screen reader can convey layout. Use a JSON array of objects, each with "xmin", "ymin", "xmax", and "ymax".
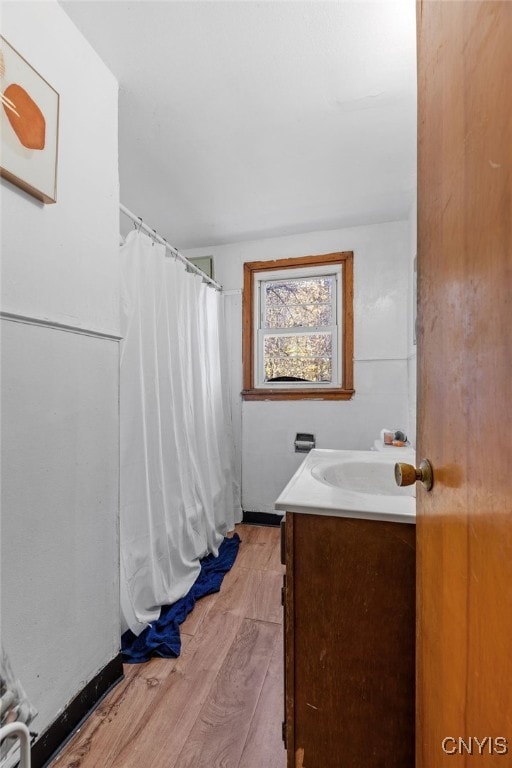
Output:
[{"xmin": 50, "ymin": 524, "xmax": 286, "ymax": 768}]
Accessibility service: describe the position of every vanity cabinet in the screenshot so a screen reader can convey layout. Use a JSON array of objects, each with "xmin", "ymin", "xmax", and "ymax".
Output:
[{"xmin": 281, "ymin": 512, "xmax": 415, "ymax": 768}]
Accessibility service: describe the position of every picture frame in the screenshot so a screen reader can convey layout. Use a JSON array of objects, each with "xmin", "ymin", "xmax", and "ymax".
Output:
[
  {"xmin": 0, "ymin": 36, "xmax": 59, "ymax": 204},
  {"xmin": 188, "ymin": 255, "xmax": 214, "ymax": 279}
]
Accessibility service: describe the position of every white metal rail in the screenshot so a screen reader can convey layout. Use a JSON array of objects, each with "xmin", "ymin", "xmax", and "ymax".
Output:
[
  {"xmin": 0, "ymin": 722, "xmax": 31, "ymax": 768},
  {"xmin": 119, "ymin": 203, "xmax": 222, "ymax": 291}
]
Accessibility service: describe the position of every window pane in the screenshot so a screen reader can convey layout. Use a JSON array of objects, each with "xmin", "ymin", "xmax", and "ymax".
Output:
[
  {"xmin": 265, "ymin": 303, "xmax": 332, "ymax": 329},
  {"xmin": 264, "ymin": 277, "xmax": 333, "ymax": 328},
  {"xmin": 264, "ymin": 333, "xmax": 332, "ymax": 382}
]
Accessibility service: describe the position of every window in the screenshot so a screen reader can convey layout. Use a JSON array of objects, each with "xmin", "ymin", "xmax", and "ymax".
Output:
[{"xmin": 242, "ymin": 252, "xmax": 354, "ymax": 401}]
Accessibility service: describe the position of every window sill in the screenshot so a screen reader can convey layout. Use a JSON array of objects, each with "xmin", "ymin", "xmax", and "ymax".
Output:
[{"xmin": 241, "ymin": 388, "xmax": 355, "ymax": 401}]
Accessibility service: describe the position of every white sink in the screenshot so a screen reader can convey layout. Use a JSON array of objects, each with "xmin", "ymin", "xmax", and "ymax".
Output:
[{"xmin": 275, "ymin": 448, "xmax": 416, "ymax": 524}]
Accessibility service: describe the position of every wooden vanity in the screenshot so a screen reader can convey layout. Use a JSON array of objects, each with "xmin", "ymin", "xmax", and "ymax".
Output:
[{"xmin": 280, "ymin": 511, "xmax": 415, "ymax": 768}]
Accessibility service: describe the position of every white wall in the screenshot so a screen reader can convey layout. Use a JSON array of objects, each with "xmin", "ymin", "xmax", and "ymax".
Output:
[
  {"xmin": 0, "ymin": 0, "xmax": 120, "ymax": 741},
  {"xmin": 186, "ymin": 220, "xmax": 411, "ymax": 513}
]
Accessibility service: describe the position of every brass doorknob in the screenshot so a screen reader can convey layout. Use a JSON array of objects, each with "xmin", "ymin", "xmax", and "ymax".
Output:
[{"xmin": 395, "ymin": 459, "xmax": 434, "ymax": 491}]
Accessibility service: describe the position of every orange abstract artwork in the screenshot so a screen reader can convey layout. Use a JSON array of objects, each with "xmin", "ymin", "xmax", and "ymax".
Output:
[
  {"xmin": 3, "ymin": 83, "xmax": 46, "ymax": 150},
  {"xmin": 0, "ymin": 36, "xmax": 59, "ymax": 203}
]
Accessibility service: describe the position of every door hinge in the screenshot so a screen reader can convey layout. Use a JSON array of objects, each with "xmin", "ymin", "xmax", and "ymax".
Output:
[{"xmin": 282, "ymin": 720, "xmax": 287, "ymax": 747}]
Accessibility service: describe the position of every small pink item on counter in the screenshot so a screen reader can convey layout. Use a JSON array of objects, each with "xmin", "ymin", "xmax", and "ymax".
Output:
[{"xmin": 392, "ymin": 440, "xmax": 406, "ymax": 447}]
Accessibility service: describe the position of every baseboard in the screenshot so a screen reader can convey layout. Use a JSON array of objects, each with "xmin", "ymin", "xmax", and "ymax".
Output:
[
  {"xmin": 242, "ymin": 510, "xmax": 284, "ymax": 527},
  {"xmin": 31, "ymin": 653, "xmax": 124, "ymax": 768}
]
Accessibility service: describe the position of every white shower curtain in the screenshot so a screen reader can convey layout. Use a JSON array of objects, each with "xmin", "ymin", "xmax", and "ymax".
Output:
[{"xmin": 119, "ymin": 230, "xmax": 241, "ymax": 636}]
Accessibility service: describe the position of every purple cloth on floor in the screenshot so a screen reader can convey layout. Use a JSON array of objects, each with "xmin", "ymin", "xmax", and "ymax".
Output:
[{"xmin": 121, "ymin": 533, "xmax": 240, "ymax": 663}]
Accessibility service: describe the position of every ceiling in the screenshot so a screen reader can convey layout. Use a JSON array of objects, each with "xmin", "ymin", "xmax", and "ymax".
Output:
[{"xmin": 60, "ymin": 0, "xmax": 417, "ymax": 250}]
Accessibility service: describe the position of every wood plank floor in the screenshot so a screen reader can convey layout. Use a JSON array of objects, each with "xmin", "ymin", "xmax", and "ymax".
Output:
[{"xmin": 50, "ymin": 524, "xmax": 286, "ymax": 768}]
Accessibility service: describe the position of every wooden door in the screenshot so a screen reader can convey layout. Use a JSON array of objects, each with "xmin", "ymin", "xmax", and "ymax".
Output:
[{"xmin": 417, "ymin": 1, "xmax": 512, "ymax": 764}]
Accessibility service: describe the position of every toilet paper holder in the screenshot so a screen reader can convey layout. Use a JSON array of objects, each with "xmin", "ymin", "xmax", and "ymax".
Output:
[{"xmin": 295, "ymin": 433, "xmax": 315, "ymax": 453}]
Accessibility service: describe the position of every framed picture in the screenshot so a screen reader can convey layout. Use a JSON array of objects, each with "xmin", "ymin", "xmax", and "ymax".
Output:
[
  {"xmin": 0, "ymin": 36, "xmax": 59, "ymax": 203},
  {"xmin": 188, "ymin": 256, "xmax": 214, "ymax": 279}
]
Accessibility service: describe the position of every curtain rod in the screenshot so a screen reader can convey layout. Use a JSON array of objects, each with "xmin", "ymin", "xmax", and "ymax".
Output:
[{"xmin": 119, "ymin": 203, "xmax": 222, "ymax": 292}]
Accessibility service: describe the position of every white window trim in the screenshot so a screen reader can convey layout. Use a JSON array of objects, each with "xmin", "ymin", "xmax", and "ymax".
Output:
[{"xmin": 253, "ymin": 263, "xmax": 343, "ymax": 389}]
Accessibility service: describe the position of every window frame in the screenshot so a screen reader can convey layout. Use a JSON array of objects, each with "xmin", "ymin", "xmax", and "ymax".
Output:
[
  {"xmin": 256, "ymin": 264, "xmax": 342, "ymax": 389},
  {"xmin": 242, "ymin": 252, "xmax": 354, "ymax": 401}
]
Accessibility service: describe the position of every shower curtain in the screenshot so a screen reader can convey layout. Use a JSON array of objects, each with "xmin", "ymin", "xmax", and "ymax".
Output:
[{"xmin": 119, "ymin": 230, "xmax": 241, "ymax": 636}]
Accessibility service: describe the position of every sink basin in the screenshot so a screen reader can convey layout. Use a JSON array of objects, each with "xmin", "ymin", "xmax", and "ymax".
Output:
[{"xmin": 312, "ymin": 459, "xmax": 415, "ymax": 497}]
